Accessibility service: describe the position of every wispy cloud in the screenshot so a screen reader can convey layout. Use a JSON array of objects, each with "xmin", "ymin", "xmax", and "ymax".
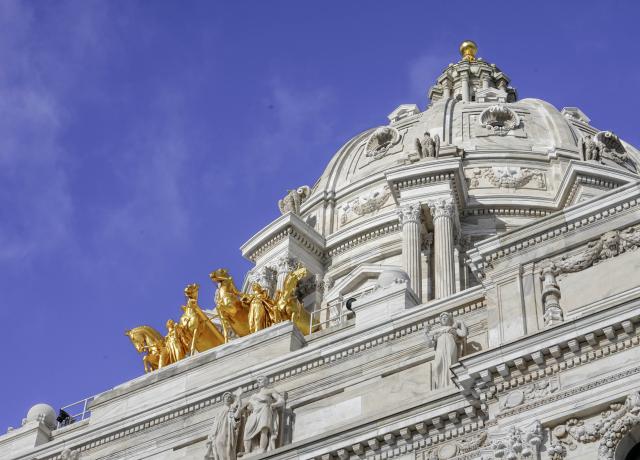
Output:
[{"xmin": 0, "ymin": 2, "xmax": 72, "ymax": 263}]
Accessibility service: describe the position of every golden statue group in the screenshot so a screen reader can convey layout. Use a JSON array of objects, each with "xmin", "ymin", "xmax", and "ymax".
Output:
[{"xmin": 126, "ymin": 266, "xmax": 312, "ymax": 372}]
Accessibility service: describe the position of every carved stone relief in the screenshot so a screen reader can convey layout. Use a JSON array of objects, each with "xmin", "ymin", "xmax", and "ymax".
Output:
[
  {"xmin": 579, "ymin": 131, "xmax": 637, "ymax": 173},
  {"xmin": 478, "ymin": 104, "xmax": 521, "ymax": 136},
  {"xmin": 204, "ymin": 377, "xmax": 287, "ymax": 459},
  {"xmin": 422, "ymin": 432, "xmax": 487, "ymax": 459},
  {"xmin": 364, "ymin": 126, "xmax": 402, "ymax": 160},
  {"xmin": 548, "ymin": 391, "xmax": 640, "ymax": 460},
  {"xmin": 425, "ymin": 312, "xmax": 467, "ymax": 390},
  {"xmin": 60, "ymin": 449, "xmax": 80, "ymax": 460},
  {"xmin": 466, "ymin": 167, "xmax": 546, "ymax": 190},
  {"xmin": 278, "ymin": 186, "xmax": 311, "ymax": 215},
  {"xmin": 499, "ymin": 377, "xmax": 559, "ymax": 412},
  {"xmin": 491, "ymin": 421, "xmax": 543, "ymax": 459},
  {"xmin": 536, "ymin": 224, "xmax": 640, "ymax": 326},
  {"xmin": 339, "ymin": 185, "xmax": 392, "ymax": 226}
]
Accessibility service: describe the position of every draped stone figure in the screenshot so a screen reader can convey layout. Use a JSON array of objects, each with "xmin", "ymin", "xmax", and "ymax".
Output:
[
  {"xmin": 425, "ymin": 312, "xmax": 467, "ymax": 389},
  {"xmin": 164, "ymin": 319, "xmax": 190, "ymax": 362},
  {"xmin": 240, "ymin": 376, "xmax": 285, "ymax": 455},
  {"xmin": 204, "ymin": 391, "xmax": 243, "ymax": 460}
]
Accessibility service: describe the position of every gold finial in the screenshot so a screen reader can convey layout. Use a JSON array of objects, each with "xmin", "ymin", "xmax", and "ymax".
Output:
[{"xmin": 459, "ymin": 40, "xmax": 478, "ymax": 62}]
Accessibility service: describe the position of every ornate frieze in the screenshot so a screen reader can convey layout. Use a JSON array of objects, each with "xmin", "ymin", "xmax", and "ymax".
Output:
[
  {"xmin": 421, "ymin": 432, "xmax": 487, "ymax": 460},
  {"xmin": 339, "ymin": 185, "xmax": 391, "ymax": 226},
  {"xmin": 466, "ymin": 166, "xmax": 546, "ymax": 190},
  {"xmin": 491, "ymin": 421, "xmax": 543, "ymax": 459},
  {"xmin": 541, "ymin": 224, "xmax": 640, "ymax": 278},
  {"xmin": 498, "ymin": 377, "xmax": 559, "ymax": 412},
  {"xmin": 549, "ymin": 391, "xmax": 640, "ymax": 460}
]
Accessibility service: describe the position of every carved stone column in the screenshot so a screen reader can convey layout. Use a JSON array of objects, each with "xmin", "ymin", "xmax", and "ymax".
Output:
[
  {"xmin": 461, "ymin": 72, "xmax": 470, "ymax": 102},
  {"xmin": 275, "ymin": 256, "xmax": 296, "ymax": 291},
  {"xmin": 429, "ymin": 200, "xmax": 456, "ymax": 299},
  {"xmin": 250, "ymin": 266, "xmax": 277, "ymax": 297},
  {"xmin": 422, "ymin": 233, "xmax": 433, "ymax": 301},
  {"xmin": 397, "ymin": 204, "xmax": 423, "ymax": 300},
  {"xmin": 540, "ymin": 261, "xmax": 563, "ymax": 327}
]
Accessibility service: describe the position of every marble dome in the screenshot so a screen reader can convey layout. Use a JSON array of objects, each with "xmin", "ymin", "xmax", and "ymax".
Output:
[{"xmin": 302, "ymin": 44, "xmax": 640, "ymax": 242}]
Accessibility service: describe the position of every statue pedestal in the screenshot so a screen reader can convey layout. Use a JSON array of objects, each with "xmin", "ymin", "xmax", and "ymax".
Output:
[
  {"xmin": 0, "ymin": 422, "xmax": 51, "ymax": 457},
  {"xmin": 89, "ymin": 322, "xmax": 306, "ymax": 425},
  {"xmin": 351, "ymin": 281, "xmax": 419, "ymax": 329}
]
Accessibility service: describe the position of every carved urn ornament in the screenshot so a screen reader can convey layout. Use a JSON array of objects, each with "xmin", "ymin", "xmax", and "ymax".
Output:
[{"xmin": 278, "ymin": 185, "xmax": 311, "ymax": 215}]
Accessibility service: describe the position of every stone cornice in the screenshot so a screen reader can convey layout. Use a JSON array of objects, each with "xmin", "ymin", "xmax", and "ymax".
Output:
[
  {"xmin": 240, "ymin": 212, "xmax": 326, "ymax": 262},
  {"xmin": 26, "ymin": 289, "xmax": 487, "ymax": 460},
  {"xmin": 467, "ymin": 181, "xmax": 640, "ymax": 275},
  {"xmin": 451, "ymin": 287, "xmax": 640, "ymax": 397}
]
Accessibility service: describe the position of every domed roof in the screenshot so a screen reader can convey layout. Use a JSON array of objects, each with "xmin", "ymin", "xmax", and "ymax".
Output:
[
  {"xmin": 25, "ymin": 403, "xmax": 57, "ymax": 430},
  {"xmin": 309, "ymin": 43, "xmax": 640, "ymax": 199}
]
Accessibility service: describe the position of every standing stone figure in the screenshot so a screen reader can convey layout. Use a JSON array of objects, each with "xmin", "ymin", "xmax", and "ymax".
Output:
[
  {"xmin": 204, "ymin": 390, "xmax": 243, "ymax": 460},
  {"xmin": 240, "ymin": 376, "xmax": 285, "ymax": 455},
  {"xmin": 415, "ymin": 131, "xmax": 440, "ymax": 159},
  {"xmin": 425, "ymin": 312, "xmax": 468, "ymax": 389}
]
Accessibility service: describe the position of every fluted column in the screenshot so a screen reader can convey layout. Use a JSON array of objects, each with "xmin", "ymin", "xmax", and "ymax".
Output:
[
  {"xmin": 397, "ymin": 204, "xmax": 423, "ymax": 299},
  {"xmin": 428, "ymin": 200, "xmax": 456, "ymax": 298}
]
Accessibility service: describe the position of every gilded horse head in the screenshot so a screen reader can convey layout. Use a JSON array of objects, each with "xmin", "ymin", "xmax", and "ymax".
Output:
[
  {"xmin": 125, "ymin": 326, "xmax": 168, "ymax": 372},
  {"xmin": 184, "ymin": 283, "xmax": 199, "ymax": 302}
]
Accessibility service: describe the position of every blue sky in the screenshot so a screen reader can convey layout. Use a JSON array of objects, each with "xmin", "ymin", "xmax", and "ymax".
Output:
[{"xmin": 1, "ymin": 1, "xmax": 639, "ymax": 430}]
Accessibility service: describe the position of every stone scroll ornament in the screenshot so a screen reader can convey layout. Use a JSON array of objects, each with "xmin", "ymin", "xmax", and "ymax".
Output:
[
  {"xmin": 425, "ymin": 312, "xmax": 467, "ymax": 389},
  {"xmin": 548, "ymin": 391, "xmax": 640, "ymax": 460},
  {"xmin": 579, "ymin": 131, "xmax": 637, "ymax": 173},
  {"xmin": 278, "ymin": 185, "xmax": 311, "ymax": 215}
]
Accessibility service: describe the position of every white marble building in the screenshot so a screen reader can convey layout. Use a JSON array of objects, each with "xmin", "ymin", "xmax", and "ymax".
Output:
[{"xmin": 4, "ymin": 42, "xmax": 640, "ymax": 460}]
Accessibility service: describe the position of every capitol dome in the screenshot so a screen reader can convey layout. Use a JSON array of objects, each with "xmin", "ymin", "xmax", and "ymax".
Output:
[{"xmin": 242, "ymin": 41, "xmax": 640, "ymax": 308}]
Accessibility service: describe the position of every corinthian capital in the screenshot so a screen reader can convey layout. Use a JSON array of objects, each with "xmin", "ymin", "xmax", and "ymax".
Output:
[
  {"xmin": 427, "ymin": 199, "xmax": 455, "ymax": 220},
  {"xmin": 275, "ymin": 256, "xmax": 297, "ymax": 273},
  {"xmin": 397, "ymin": 204, "xmax": 422, "ymax": 225}
]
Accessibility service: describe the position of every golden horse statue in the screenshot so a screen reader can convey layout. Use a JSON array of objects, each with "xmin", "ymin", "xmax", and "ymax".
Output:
[
  {"xmin": 209, "ymin": 269, "xmax": 251, "ymax": 342},
  {"xmin": 273, "ymin": 266, "xmax": 312, "ymax": 335},
  {"xmin": 125, "ymin": 325, "xmax": 171, "ymax": 373},
  {"xmin": 179, "ymin": 283, "xmax": 225, "ymax": 354}
]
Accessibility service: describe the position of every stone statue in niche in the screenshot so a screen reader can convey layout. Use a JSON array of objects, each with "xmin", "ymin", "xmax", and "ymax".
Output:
[
  {"xmin": 278, "ymin": 186, "xmax": 311, "ymax": 215},
  {"xmin": 205, "ymin": 390, "xmax": 243, "ymax": 460},
  {"xmin": 239, "ymin": 376, "xmax": 285, "ymax": 455},
  {"xmin": 425, "ymin": 312, "xmax": 467, "ymax": 389},
  {"xmin": 414, "ymin": 131, "xmax": 440, "ymax": 159}
]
